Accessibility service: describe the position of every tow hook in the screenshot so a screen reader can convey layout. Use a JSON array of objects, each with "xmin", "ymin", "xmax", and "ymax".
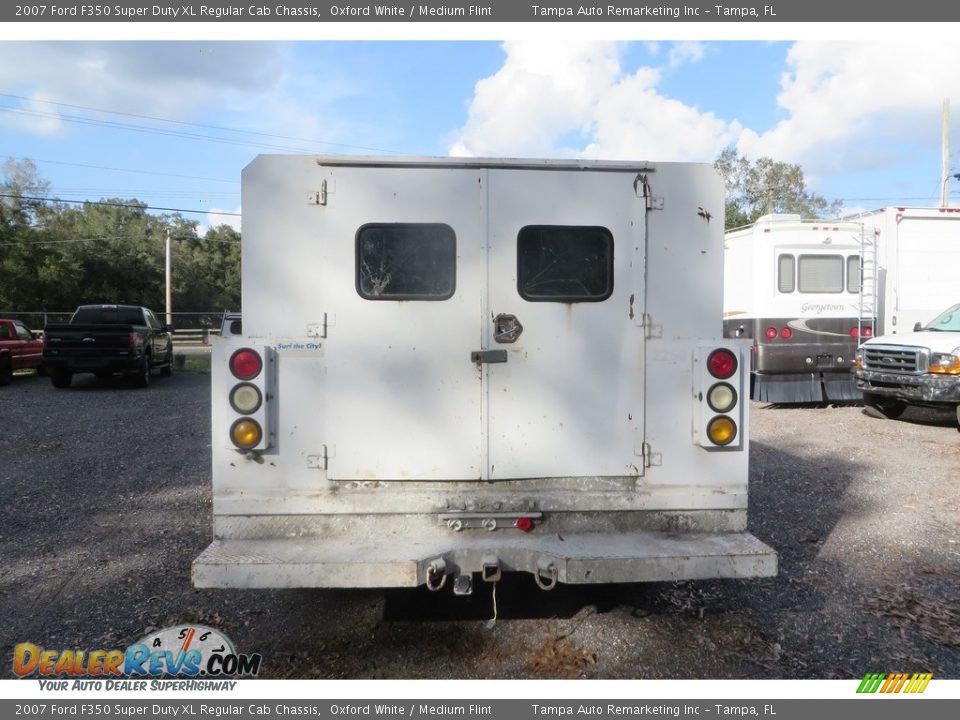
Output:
[
  {"xmin": 534, "ymin": 558, "xmax": 558, "ymax": 591},
  {"xmin": 425, "ymin": 558, "xmax": 448, "ymax": 592},
  {"xmin": 482, "ymin": 555, "xmax": 502, "ymax": 583}
]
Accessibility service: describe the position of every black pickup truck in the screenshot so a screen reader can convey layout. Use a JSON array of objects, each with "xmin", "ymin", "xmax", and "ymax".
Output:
[{"xmin": 43, "ymin": 305, "xmax": 174, "ymax": 388}]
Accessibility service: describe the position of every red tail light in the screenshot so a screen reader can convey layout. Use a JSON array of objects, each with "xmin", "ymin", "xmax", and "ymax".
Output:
[
  {"xmin": 128, "ymin": 332, "xmax": 139, "ymax": 349},
  {"xmin": 230, "ymin": 348, "xmax": 263, "ymax": 380},
  {"xmin": 863, "ymin": 327, "xmax": 873, "ymax": 338},
  {"xmin": 850, "ymin": 327, "xmax": 859, "ymax": 338},
  {"xmin": 780, "ymin": 327, "xmax": 793, "ymax": 340},
  {"xmin": 707, "ymin": 348, "xmax": 738, "ymax": 379},
  {"xmin": 515, "ymin": 517, "xmax": 534, "ymax": 533},
  {"xmin": 764, "ymin": 327, "xmax": 777, "ymax": 340}
]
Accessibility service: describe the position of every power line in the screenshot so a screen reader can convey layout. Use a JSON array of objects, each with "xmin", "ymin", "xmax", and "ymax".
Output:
[
  {"xmin": 0, "ymin": 234, "xmax": 239, "ymax": 247},
  {"xmin": 2, "ymin": 154, "xmax": 239, "ymax": 185},
  {"xmin": 0, "ymin": 192, "xmax": 240, "ymax": 217},
  {"xmin": 0, "ymin": 93, "xmax": 407, "ymax": 156}
]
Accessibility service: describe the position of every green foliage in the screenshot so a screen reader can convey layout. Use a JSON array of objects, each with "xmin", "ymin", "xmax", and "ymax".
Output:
[
  {"xmin": 0, "ymin": 159, "xmax": 241, "ymax": 322},
  {"xmin": 715, "ymin": 148, "xmax": 842, "ymax": 230}
]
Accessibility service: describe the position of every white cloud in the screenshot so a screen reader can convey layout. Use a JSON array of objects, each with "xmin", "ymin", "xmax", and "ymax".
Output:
[
  {"xmin": 450, "ymin": 41, "xmax": 622, "ymax": 158},
  {"xmin": 737, "ymin": 41, "xmax": 960, "ymax": 176},
  {"xmin": 449, "ymin": 41, "xmax": 740, "ymax": 162},
  {"xmin": 202, "ymin": 208, "xmax": 242, "ymax": 234},
  {"xmin": 667, "ymin": 42, "xmax": 706, "ymax": 69}
]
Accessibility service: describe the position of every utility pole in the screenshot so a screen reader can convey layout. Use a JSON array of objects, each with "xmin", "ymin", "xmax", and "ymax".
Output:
[
  {"xmin": 941, "ymin": 97, "xmax": 950, "ymax": 206},
  {"xmin": 165, "ymin": 228, "xmax": 172, "ymax": 328}
]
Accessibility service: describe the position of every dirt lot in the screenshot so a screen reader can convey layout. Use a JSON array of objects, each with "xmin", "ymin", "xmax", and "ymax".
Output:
[{"xmin": 1, "ymin": 369, "xmax": 958, "ymax": 679}]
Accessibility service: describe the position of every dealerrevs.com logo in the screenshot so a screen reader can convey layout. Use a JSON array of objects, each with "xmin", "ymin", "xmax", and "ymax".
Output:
[
  {"xmin": 857, "ymin": 673, "xmax": 933, "ymax": 694},
  {"xmin": 13, "ymin": 625, "xmax": 262, "ymax": 688}
]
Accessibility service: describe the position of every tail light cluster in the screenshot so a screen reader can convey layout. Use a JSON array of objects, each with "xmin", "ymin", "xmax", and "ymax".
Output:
[
  {"xmin": 764, "ymin": 326, "xmax": 793, "ymax": 340},
  {"xmin": 228, "ymin": 347, "xmax": 270, "ymax": 451},
  {"xmin": 696, "ymin": 346, "xmax": 744, "ymax": 450},
  {"xmin": 849, "ymin": 326, "xmax": 873, "ymax": 339}
]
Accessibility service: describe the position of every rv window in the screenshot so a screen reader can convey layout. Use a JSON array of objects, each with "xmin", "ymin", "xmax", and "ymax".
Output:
[
  {"xmin": 798, "ymin": 255, "xmax": 844, "ymax": 293},
  {"xmin": 847, "ymin": 256, "xmax": 861, "ymax": 294},
  {"xmin": 356, "ymin": 224, "xmax": 456, "ymax": 301},
  {"xmin": 517, "ymin": 225, "xmax": 614, "ymax": 302},
  {"xmin": 777, "ymin": 255, "xmax": 795, "ymax": 293}
]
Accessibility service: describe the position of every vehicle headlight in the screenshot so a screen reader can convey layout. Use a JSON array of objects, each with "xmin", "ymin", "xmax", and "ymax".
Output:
[{"xmin": 929, "ymin": 352, "xmax": 960, "ymax": 374}]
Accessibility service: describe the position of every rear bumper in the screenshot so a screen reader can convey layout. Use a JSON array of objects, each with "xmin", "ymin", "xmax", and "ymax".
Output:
[
  {"xmin": 856, "ymin": 369, "xmax": 960, "ymax": 404},
  {"xmin": 755, "ymin": 342, "xmax": 856, "ymax": 374},
  {"xmin": 43, "ymin": 353, "xmax": 143, "ymax": 373},
  {"xmin": 192, "ymin": 530, "xmax": 777, "ymax": 589}
]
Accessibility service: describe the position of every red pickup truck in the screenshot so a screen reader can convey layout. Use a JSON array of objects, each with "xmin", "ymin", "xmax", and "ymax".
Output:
[{"xmin": 0, "ymin": 318, "xmax": 44, "ymax": 385}]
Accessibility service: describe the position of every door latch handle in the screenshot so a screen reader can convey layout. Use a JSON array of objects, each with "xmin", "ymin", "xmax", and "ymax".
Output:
[
  {"xmin": 494, "ymin": 313, "xmax": 523, "ymax": 343},
  {"xmin": 471, "ymin": 350, "xmax": 507, "ymax": 365}
]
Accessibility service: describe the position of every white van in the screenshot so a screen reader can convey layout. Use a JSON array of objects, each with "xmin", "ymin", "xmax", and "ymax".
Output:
[{"xmin": 193, "ymin": 156, "xmax": 776, "ymax": 593}]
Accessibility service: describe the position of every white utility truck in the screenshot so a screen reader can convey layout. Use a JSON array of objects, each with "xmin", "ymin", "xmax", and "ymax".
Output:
[
  {"xmin": 723, "ymin": 214, "xmax": 872, "ymax": 403},
  {"xmin": 192, "ymin": 156, "xmax": 777, "ymax": 593},
  {"xmin": 855, "ymin": 302, "xmax": 960, "ymax": 424}
]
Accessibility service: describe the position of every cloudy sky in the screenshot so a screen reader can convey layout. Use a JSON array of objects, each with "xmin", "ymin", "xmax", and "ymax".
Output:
[{"xmin": 1, "ymin": 37, "xmax": 959, "ymax": 230}]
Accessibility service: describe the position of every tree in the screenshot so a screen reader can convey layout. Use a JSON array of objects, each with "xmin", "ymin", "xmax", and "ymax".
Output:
[
  {"xmin": 715, "ymin": 148, "xmax": 842, "ymax": 229},
  {"xmin": 0, "ymin": 159, "xmax": 56, "ymax": 310}
]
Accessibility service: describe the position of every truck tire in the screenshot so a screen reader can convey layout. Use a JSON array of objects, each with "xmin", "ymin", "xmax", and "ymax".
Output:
[
  {"xmin": 0, "ymin": 356, "xmax": 11, "ymax": 386},
  {"xmin": 160, "ymin": 346, "xmax": 174, "ymax": 377},
  {"xmin": 50, "ymin": 370, "xmax": 73, "ymax": 389},
  {"xmin": 133, "ymin": 353, "xmax": 151, "ymax": 388},
  {"xmin": 862, "ymin": 392, "xmax": 907, "ymax": 420}
]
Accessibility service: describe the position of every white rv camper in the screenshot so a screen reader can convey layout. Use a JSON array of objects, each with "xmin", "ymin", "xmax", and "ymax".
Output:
[
  {"xmin": 723, "ymin": 215, "xmax": 872, "ymax": 403},
  {"xmin": 192, "ymin": 155, "xmax": 776, "ymax": 593},
  {"xmin": 856, "ymin": 206, "xmax": 960, "ymax": 335}
]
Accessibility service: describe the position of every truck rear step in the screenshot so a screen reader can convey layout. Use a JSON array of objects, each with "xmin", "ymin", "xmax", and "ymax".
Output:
[{"xmin": 193, "ymin": 531, "xmax": 776, "ymax": 589}]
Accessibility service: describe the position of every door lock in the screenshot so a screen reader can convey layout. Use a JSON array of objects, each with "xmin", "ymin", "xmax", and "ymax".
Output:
[{"xmin": 494, "ymin": 313, "xmax": 523, "ymax": 343}]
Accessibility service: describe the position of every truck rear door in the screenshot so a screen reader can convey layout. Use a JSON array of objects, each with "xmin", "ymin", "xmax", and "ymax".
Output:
[
  {"xmin": 484, "ymin": 168, "xmax": 646, "ymax": 479},
  {"xmin": 318, "ymin": 164, "xmax": 644, "ymax": 482},
  {"xmin": 319, "ymin": 165, "xmax": 485, "ymax": 481}
]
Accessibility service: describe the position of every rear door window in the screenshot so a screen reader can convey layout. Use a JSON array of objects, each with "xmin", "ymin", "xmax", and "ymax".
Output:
[
  {"xmin": 356, "ymin": 223, "xmax": 456, "ymax": 300},
  {"xmin": 517, "ymin": 225, "xmax": 614, "ymax": 302}
]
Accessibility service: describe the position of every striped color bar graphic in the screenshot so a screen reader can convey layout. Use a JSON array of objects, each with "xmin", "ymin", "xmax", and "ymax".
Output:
[{"xmin": 857, "ymin": 673, "xmax": 933, "ymax": 694}]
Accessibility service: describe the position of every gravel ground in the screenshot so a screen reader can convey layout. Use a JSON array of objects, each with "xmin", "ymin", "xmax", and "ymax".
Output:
[{"xmin": 1, "ymin": 369, "xmax": 958, "ymax": 680}]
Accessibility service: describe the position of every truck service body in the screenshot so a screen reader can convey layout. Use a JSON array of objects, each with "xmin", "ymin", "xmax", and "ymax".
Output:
[
  {"xmin": 192, "ymin": 155, "xmax": 776, "ymax": 592},
  {"xmin": 855, "ymin": 206, "xmax": 960, "ymax": 337},
  {"xmin": 723, "ymin": 214, "xmax": 872, "ymax": 403}
]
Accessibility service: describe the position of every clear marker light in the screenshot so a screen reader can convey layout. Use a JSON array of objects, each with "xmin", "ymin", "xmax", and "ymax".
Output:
[
  {"xmin": 230, "ymin": 383, "xmax": 263, "ymax": 414},
  {"xmin": 707, "ymin": 382, "xmax": 737, "ymax": 413}
]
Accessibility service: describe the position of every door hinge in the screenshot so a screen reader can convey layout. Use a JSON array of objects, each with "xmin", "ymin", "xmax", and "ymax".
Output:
[
  {"xmin": 641, "ymin": 313, "xmax": 662, "ymax": 339},
  {"xmin": 307, "ymin": 313, "xmax": 333, "ymax": 338},
  {"xmin": 634, "ymin": 173, "xmax": 663, "ymax": 209},
  {"xmin": 307, "ymin": 445, "xmax": 331, "ymax": 470},
  {"xmin": 642, "ymin": 442, "xmax": 662, "ymax": 469},
  {"xmin": 308, "ymin": 179, "xmax": 328, "ymax": 206}
]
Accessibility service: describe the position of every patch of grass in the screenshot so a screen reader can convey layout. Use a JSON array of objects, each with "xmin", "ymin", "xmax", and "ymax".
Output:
[{"xmin": 178, "ymin": 353, "xmax": 211, "ymax": 374}]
